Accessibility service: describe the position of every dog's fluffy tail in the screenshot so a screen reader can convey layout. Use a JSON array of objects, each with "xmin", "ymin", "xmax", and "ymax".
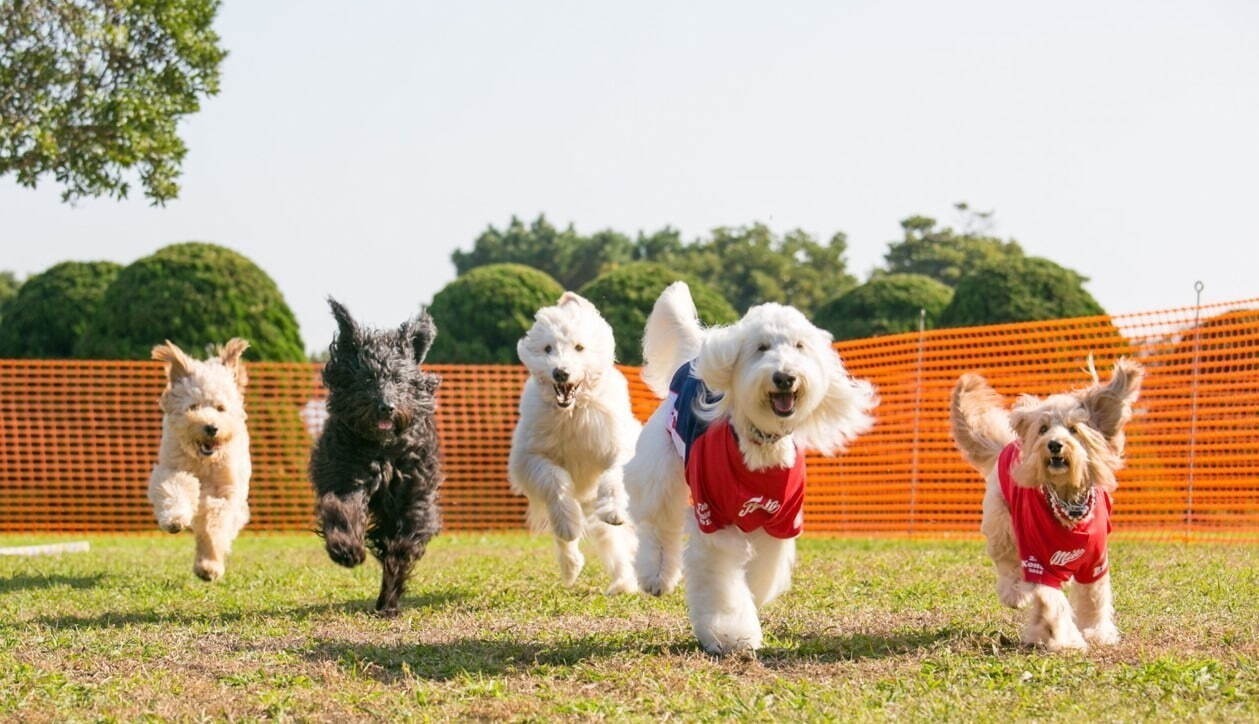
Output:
[
  {"xmin": 950, "ymin": 373, "xmax": 1016, "ymax": 472},
  {"xmin": 641, "ymin": 281, "xmax": 704, "ymax": 398}
]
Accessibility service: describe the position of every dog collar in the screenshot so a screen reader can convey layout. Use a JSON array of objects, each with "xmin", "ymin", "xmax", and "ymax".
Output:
[
  {"xmin": 1044, "ymin": 484, "xmax": 1096, "ymax": 527},
  {"xmin": 745, "ymin": 424, "xmax": 786, "ymax": 446}
]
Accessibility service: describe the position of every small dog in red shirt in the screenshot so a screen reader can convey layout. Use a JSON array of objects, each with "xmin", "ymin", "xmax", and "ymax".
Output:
[{"xmin": 951, "ymin": 358, "xmax": 1142, "ymax": 651}]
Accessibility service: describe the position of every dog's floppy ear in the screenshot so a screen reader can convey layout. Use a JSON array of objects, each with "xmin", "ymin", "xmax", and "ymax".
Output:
[
  {"xmin": 401, "ymin": 308, "xmax": 437, "ymax": 364},
  {"xmin": 218, "ymin": 338, "xmax": 250, "ymax": 392},
  {"xmin": 694, "ymin": 321, "xmax": 741, "ymax": 393},
  {"xmin": 151, "ymin": 340, "xmax": 194, "ymax": 383},
  {"xmin": 1081, "ymin": 357, "xmax": 1143, "ymax": 447},
  {"xmin": 1009, "ymin": 395, "xmax": 1043, "ymax": 440},
  {"xmin": 328, "ymin": 297, "xmax": 360, "ymax": 352},
  {"xmin": 557, "ymin": 291, "xmax": 594, "ymax": 310},
  {"xmin": 795, "ymin": 343, "xmax": 877, "ymax": 455}
]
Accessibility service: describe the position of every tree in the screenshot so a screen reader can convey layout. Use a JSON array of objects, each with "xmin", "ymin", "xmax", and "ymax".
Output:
[
  {"xmin": 636, "ymin": 224, "xmax": 857, "ymax": 316},
  {"xmin": 578, "ymin": 262, "xmax": 738, "ymax": 365},
  {"xmin": 882, "ymin": 205, "xmax": 1023, "ymax": 287},
  {"xmin": 426, "ymin": 263, "xmax": 565, "ymax": 363},
  {"xmin": 814, "ymin": 273, "xmax": 954, "ymax": 341},
  {"xmin": 76, "ymin": 242, "xmax": 304, "ymax": 360},
  {"xmin": 938, "ymin": 256, "xmax": 1105, "ymax": 327},
  {"xmin": 451, "ymin": 215, "xmax": 635, "ymax": 291},
  {"xmin": 0, "ymin": 260, "xmax": 119, "ymax": 357},
  {"xmin": 0, "ymin": 270, "xmax": 20, "ymax": 323},
  {"xmin": 0, "ymin": 0, "xmax": 226, "ymax": 204}
]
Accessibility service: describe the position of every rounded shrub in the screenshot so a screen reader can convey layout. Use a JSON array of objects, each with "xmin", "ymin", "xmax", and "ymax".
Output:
[
  {"xmin": 578, "ymin": 262, "xmax": 738, "ymax": 365},
  {"xmin": 0, "ymin": 261, "xmax": 121, "ymax": 358},
  {"xmin": 76, "ymin": 242, "xmax": 305, "ymax": 361},
  {"xmin": 815, "ymin": 273, "xmax": 954, "ymax": 341},
  {"xmin": 426, "ymin": 263, "xmax": 566, "ymax": 363},
  {"xmin": 939, "ymin": 256, "xmax": 1105, "ymax": 328}
]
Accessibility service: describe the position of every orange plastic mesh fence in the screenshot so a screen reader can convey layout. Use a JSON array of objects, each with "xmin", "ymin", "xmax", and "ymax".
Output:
[{"xmin": 1, "ymin": 298, "xmax": 1256, "ymax": 541}]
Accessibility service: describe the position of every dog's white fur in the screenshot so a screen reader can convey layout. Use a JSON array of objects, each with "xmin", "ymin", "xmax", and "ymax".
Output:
[
  {"xmin": 950, "ymin": 359, "xmax": 1143, "ymax": 651},
  {"xmin": 627, "ymin": 282, "xmax": 877, "ymax": 655},
  {"xmin": 148, "ymin": 339, "xmax": 252, "ymax": 581},
  {"xmin": 508, "ymin": 292, "xmax": 639, "ymax": 594}
]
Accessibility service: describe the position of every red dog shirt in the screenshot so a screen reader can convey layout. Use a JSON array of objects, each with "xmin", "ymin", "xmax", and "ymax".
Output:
[
  {"xmin": 666, "ymin": 362, "xmax": 805, "ymax": 538},
  {"xmin": 998, "ymin": 441, "xmax": 1112, "ymax": 588}
]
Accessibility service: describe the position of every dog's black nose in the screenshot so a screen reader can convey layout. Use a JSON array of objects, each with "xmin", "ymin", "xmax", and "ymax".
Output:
[
  {"xmin": 772, "ymin": 371, "xmax": 795, "ymax": 391},
  {"xmin": 204, "ymin": 424, "xmax": 218, "ymax": 437},
  {"xmin": 552, "ymin": 368, "xmax": 569, "ymax": 384},
  {"xmin": 1047, "ymin": 440, "xmax": 1063, "ymax": 455},
  {"xmin": 378, "ymin": 402, "xmax": 394, "ymax": 416}
]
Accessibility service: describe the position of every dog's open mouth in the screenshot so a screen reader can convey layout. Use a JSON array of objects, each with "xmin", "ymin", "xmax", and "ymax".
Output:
[
  {"xmin": 769, "ymin": 391, "xmax": 797, "ymax": 418},
  {"xmin": 197, "ymin": 440, "xmax": 221, "ymax": 457},
  {"xmin": 553, "ymin": 382, "xmax": 578, "ymax": 408},
  {"xmin": 377, "ymin": 419, "xmax": 395, "ymax": 431},
  {"xmin": 1047, "ymin": 455, "xmax": 1069, "ymax": 472}
]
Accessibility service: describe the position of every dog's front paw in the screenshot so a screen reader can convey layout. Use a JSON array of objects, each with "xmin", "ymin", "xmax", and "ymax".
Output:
[
  {"xmin": 156, "ymin": 509, "xmax": 193, "ymax": 534},
  {"xmin": 596, "ymin": 506, "xmax": 626, "ymax": 527},
  {"xmin": 549, "ymin": 501, "xmax": 585, "ymax": 542},
  {"xmin": 194, "ymin": 559, "xmax": 225, "ymax": 582},
  {"xmin": 1082, "ymin": 622, "xmax": 1120, "ymax": 646},
  {"xmin": 375, "ymin": 606, "xmax": 400, "ymax": 619},
  {"xmin": 325, "ymin": 534, "xmax": 367, "ymax": 568},
  {"xmin": 605, "ymin": 575, "xmax": 639, "ymax": 596},
  {"xmin": 998, "ymin": 577, "xmax": 1032, "ymax": 609}
]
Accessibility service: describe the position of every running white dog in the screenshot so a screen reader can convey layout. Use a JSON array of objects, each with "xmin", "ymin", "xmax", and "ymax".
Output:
[
  {"xmin": 508, "ymin": 292, "xmax": 639, "ymax": 594},
  {"xmin": 626, "ymin": 282, "xmax": 877, "ymax": 655},
  {"xmin": 148, "ymin": 339, "xmax": 252, "ymax": 581}
]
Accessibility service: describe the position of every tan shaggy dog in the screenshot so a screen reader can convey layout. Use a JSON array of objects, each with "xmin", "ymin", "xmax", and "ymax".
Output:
[
  {"xmin": 148, "ymin": 339, "xmax": 252, "ymax": 581},
  {"xmin": 950, "ymin": 358, "xmax": 1142, "ymax": 651}
]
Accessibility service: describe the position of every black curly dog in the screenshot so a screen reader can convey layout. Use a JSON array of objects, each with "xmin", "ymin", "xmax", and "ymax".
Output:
[{"xmin": 310, "ymin": 298, "xmax": 443, "ymax": 617}]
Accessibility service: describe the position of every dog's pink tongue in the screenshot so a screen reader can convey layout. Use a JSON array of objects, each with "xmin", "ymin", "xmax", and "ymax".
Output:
[
  {"xmin": 771, "ymin": 392, "xmax": 795, "ymax": 414},
  {"xmin": 378, "ymin": 420, "xmax": 394, "ymax": 430}
]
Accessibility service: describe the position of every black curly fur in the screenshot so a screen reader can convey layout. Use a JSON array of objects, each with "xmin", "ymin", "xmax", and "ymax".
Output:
[{"xmin": 310, "ymin": 297, "xmax": 443, "ymax": 617}]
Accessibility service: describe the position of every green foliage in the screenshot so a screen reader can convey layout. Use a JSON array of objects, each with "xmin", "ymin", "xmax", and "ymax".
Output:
[
  {"xmin": 578, "ymin": 262, "xmax": 738, "ymax": 365},
  {"xmin": 939, "ymin": 256, "xmax": 1105, "ymax": 327},
  {"xmin": 76, "ymin": 242, "xmax": 304, "ymax": 361},
  {"xmin": 0, "ymin": 261, "xmax": 120, "ymax": 358},
  {"xmin": 426, "ymin": 263, "xmax": 565, "ymax": 363},
  {"xmin": 452, "ymin": 216, "xmax": 857, "ymax": 316},
  {"xmin": 0, "ymin": 270, "xmax": 20, "ymax": 323},
  {"xmin": 815, "ymin": 274, "xmax": 954, "ymax": 341},
  {"xmin": 452, "ymin": 215, "xmax": 643, "ymax": 290},
  {"xmin": 883, "ymin": 205, "xmax": 1024, "ymax": 287},
  {"xmin": 0, "ymin": 0, "xmax": 226, "ymax": 204},
  {"xmin": 646, "ymin": 224, "xmax": 857, "ymax": 316}
]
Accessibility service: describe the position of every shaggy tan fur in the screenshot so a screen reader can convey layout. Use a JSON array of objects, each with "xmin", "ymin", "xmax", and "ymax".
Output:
[
  {"xmin": 149, "ymin": 339, "xmax": 252, "ymax": 581},
  {"xmin": 951, "ymin": 358, "xmax": 1142, "ymax": 651}
]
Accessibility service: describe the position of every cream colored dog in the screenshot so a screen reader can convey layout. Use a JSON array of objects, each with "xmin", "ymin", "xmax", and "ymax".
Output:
[
  {"xmin": 950, "ymin": 359, "xmax": 1142, "ymax": 651},
  {"xmin": 149, "ymin": 339, "xmax": 252, "ymax": 581},
  {"xmin": 509, "ymin": 292, "xmax": 639, "ymax": 594}
]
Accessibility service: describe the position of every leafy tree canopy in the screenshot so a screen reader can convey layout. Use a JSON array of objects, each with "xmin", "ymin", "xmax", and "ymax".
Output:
[
  {"xmin": 938, "ymin": 255, "xmax": 1105, "ymax": 328},
  {"xmin": 815, "ymin": 273, "xmax": 954, "ymax": 341},
  {"xmin": 0, "ymin": 270, "xmax": 20, "ymax": 322},
  {"xmin": 77, "ymin": 242, "xmax": 304, "ymax": 360},
  {"xmin": 426, "ymin": 263, "xmax": 565, "ymax": 363},
  {"xmin": 883, "ymin": 203, "xmax": 1024, "ymax": 287},
  {"xmin": 577, "ymin": 262, "xmax": 738, "ymax": 365},
  {"xmin": 0, "ymin": 0, "xmax": 226, "ymax": 204},
  {"xmin": 0, "ymin": 260, "xmax": 119, "ymax": 357}
]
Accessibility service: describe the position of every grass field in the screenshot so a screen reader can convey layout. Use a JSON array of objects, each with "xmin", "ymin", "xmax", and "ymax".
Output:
[{"xmin": 1, "ymin": 532, "xmax": 1256, "ymax": 721}]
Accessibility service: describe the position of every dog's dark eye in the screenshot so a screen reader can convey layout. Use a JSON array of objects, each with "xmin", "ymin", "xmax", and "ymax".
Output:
[
  {"xmin": 575, "ymin": 344, "xmax": 584, "ymax": 352},
  {"xmin": 544, "ymin": 345, "xmax": 552, "ymax": 354},
  {"xmin": 795, "ymin": 341, "xmax": 804, "ymax": 350},
  {"xmin": 757, "ymin": 343, "xmax": 769, "ymax": 353},
  {"xmin": 1038, "ymin": 424, "xmax": 1049, "ymax": 435},
  {"xmin": 1069, "ymin": 425, "xmax": 1077, "ymax": 434},
  {"xmin": 215, "ymin": 404, "xmax": 226, "ymax": 413},
  {"xmin": 187, "ymin": 404, "xmax": 197, "ymax": 412}
]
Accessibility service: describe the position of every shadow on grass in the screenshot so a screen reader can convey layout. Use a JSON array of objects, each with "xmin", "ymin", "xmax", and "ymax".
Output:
[
  {"xmin": 34, "ymin": 588, "xmax": 469, "ymax": 629},
  {"xmin": 306, "ymin": 635, "xmax": 690, "ymax": 682},
  {"xmin": 0, "ymin": 573, "xmax": 106, "ymax": 593},
  {"xmin": 760, "ymin": 626, "xmax": 993, "ymax": 666}
]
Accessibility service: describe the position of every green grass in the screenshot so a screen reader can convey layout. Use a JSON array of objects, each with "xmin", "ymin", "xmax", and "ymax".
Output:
[{"xmin": 1, "ymin": 533, "xmax": 1256, "ymax": 721}]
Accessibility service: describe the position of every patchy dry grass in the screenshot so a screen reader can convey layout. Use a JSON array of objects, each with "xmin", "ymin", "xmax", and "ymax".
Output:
[{"xmin": 1, "ymin": 532, "xmax": 1255, "ymax": 721}]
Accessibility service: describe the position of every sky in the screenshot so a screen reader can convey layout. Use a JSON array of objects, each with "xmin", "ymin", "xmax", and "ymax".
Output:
[{"xmin": 3, "ymin": 0, "xmax": 1258, "ymax": 354}]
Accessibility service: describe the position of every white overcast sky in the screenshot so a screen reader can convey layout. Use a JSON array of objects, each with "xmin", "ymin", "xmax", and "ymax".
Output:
[{"xmin": 3, "ymin": 0, "xmax": 1257, "ymax": 353}]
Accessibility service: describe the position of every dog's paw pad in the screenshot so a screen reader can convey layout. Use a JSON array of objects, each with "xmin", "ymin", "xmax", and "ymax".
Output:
[
  {"xmin": 597, "ymin": 509, "xmax": 626, "ymax": 526},
  {"xmin": 194, "ymin": 560, "xmax": 224, "ymax": 582}
]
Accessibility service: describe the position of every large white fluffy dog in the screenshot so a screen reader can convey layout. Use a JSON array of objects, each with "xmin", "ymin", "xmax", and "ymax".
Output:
[
  {"xmin": 950, "ymin": 359, "xmax": 1143, "ymax": 651},
  {"xmin": 148, "ymin": 339, "xmax": 252, "ymax": 581},
  {"xmin": 508, "ymin": 292, "xmax": 639, "ymax": 594},
  {"xmin": 626, "ymin": 282, "xmax": 877, "ymax": 655}
]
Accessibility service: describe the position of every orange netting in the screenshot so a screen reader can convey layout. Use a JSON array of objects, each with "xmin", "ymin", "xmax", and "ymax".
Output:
[{"xmin": 1, "ymin": 298, "xmax": 1256, "ymax": 541}]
